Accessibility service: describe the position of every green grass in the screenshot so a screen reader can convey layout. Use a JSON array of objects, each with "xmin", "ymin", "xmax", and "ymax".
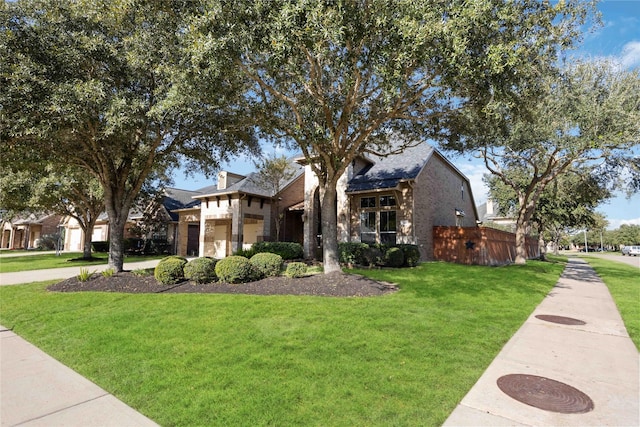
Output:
[
  {"xmin": 0, "ymin": 260, "xmax": 566, "ymax": 426},
  {"xmin": 0, "ymin": 253, "xmax": 164, "ymax": 273},
  {"xmin": 581, "ymin": 256, "xmax": 640, "ymax": 349}
]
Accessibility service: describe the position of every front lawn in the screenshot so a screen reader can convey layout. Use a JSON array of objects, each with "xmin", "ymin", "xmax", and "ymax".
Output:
[
  {"xmin": 0, "ymin": 253, "xmax": 164, "ymax": 273},
  {"xmin": 0, "ymin": 260, "xmax": 565, "ymax": 426}
]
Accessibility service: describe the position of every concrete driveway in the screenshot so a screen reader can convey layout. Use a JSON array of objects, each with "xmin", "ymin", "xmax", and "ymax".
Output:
[{"xmin": 0, "ymin": 259, "xmax": 163, "ymax": 286}]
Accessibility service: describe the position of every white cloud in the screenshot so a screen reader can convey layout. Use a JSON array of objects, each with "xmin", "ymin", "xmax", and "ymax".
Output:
[
  {"xmin": 619, "ymin": 41, "xmax": 640, "ymax": 69},
  {"xmin": 607, "ymin": 217, "xmax": 640, "ymax": 230}
]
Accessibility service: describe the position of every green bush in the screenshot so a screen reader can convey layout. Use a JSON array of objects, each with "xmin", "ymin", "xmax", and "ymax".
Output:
[
  {"xmin": 363, "ymin": 246, "xmax": 384, "ymax": 266},
  {"xmin": 384, "ymin": 247, "xmax": 405, "ymax": 268},
  {"xmin": 184, "ymin": 257, "xmax": 218, "ymax": 284},
  {"xmin": 215, "ymin": 256, "xmax": 258, "ymax": 284},
  {"xmin": 250, "ymin": 252, "xmax": 283, "ymax": 277},
  {"xmin": 251, "ymin": 242, "xmax": 303, "ymax": 260},
  {"xmin": 154, "ymin": 256, "xmax": 187, "ymax": 285},
  {"xmin": 338, "ymin": 242, "xmax": 369, "ymax": 265},
  {"xmin": 398, "ymin": 244, "xmax": 421, "ymax": 267},
  {"xmin": 234, "ymin": 247, "xmax": 257, "ymax": 258},
  {"xmin": 285, "ymin": 262, "xmax": 308, "ymax": 278},
  {"xmin": 91, "ymin": 241, "xmax": 109, "ymax": 252}
]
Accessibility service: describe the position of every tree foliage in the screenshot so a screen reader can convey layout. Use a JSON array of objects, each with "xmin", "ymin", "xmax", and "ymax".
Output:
[
  {"xmin": 468, "ymin": 61, "xmax": 640, "ymax": 263},
  {"xmin": 0, "ymin": 162, "xmax": 104, "ymax": 258},
  {"xmin": 193, "ymin": 0, "xmax": 593, "ymax": 272},
  {"xmin": 1, "ymin": 0, "xmax": 258, "ymax": 270}
]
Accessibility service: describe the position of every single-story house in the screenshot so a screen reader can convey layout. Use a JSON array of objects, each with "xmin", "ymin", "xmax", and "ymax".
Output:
[
  {"xmin": 62, "ymin": 187, "xmax": 202, "ymax": 254},
  {"xmin": 1, "ymin": 213, "xmax": 64, "ymax": 250},
  {"xmin": 175, "ymin": 139, "xmax": 479, "ymax": 261}
]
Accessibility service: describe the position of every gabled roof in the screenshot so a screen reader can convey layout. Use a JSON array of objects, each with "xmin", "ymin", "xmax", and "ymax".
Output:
[
  {"xmin": 163, "ymin": 188, "xmax": 203, "ymax": 221},
  {"xmin": 346, "ymin": 141, "xmax": 435, "ymax": 193},
  {"xmin": 195, "ymin": 161, "xmax": 304, "ymax": 199}
]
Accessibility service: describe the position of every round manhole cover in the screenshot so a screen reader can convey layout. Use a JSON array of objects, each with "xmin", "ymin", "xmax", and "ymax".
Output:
[
  {"xmin": 535, "ymin": 314, "xmax": 586, "ymax": 325},
  {"xmin": 497, "ymin": 374, "xmax": 594, "ymax": 414}
]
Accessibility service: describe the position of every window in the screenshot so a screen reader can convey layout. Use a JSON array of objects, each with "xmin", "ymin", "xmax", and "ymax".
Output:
[
  {"xmin": 360, "ymin": 212, "xmax": 376, "ymax": 244},
  {"xmin": 380, "ymin": 211, "xmax": 397, "ymax": 244},
  {"xmin": 380, "ymin": 195, "xmax": 396, "ymax": 207},
  {"xmin": 359, "ymin": 194, "xmax": 397, "ymax": 244},
  {"xmin": 361, "ymin": 196, "xmax": 376, "ymax": 208}
]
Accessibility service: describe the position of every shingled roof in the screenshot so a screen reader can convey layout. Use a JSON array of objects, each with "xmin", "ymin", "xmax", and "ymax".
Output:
[
  {"xmin": 346, "ymin": 142, "xmax": 435, "ymax": 193},
  {"xmin": 196, "ymin": 161, "xmax": 304, "ymax": 199}
]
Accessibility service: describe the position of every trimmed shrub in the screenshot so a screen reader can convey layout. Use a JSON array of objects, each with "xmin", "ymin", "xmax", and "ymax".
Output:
[
  {"xmin": 184, "ymin": 257, "xmax": 218, "ymax": 284},
  {"xmin": 363, "ymin": 246, "xmax": 384, "ymax": 266},
  {"xmin": 250, "ymin": 252, "xmax": 283, "ymax": 278},
  {"xmin": 154, "ymin": 256, "xmax": 187, "ymax": 285},
  {"xmin": 91, "ymin": 241, "xmax": 109, "ymax": 252},
  {"xmin": 384, "ymin": 247, "xmax": 405, "ymax": 268},
  {"xmin": 215, "ymin": 256, "xmax": 257, "ymax": 284},
  {"xmin": 285, "ymin": 262, "xmax": 307, "ymax": 278},
  {"xmin": 398, "ymin": 244, "xmax": 421, "ymax": 267},
  {"xmin": 338, "ymin": 242, "xmax": 369, "ymax": 265},
  {"xmin": 251, "ymin": 242, "xmax": 303, "ymax": 260}
]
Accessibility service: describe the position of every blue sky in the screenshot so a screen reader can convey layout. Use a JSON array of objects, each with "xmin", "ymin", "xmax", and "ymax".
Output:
[{"xmin": 173, "ymin": 1, "xmax": 640, "ymax": 230}]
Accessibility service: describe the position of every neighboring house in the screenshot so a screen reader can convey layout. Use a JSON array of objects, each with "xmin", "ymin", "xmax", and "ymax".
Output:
[
  {"xmin": 1, "ymin": 213, "xmax": 64, "ymax": 250},
  {"xmin": 62, "ymin": 188, "xmax": 201, "ymax": 254},
  {"xmin": 476, "ymin": 198, "xmax": 517, "ymax": 231},
  {"xmin": 175, "ymin": 140, "xmax": 479, "ymax": 261}
]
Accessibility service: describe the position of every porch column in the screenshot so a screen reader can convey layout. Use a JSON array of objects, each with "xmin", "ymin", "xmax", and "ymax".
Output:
[{"xmin": 231, "ymin": 197, "xmax": 243, "ymax": 254}]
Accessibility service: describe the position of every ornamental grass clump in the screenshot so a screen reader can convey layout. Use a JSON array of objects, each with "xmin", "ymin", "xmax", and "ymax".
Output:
[
  {"xmin": 154, "ymin": 256, "xmax": 187, "ymax": 285},
  {"xmin": 77, "ymin": 267, "xmax": 94, "ymax": 282},
  {"xmin": 250, "ymin": 252, "xmax": 283, "ymax": 278},
  {"xmin": 184, "ymin": 257, "xmax": 218, "ymax": 284},
  {"xmin": 215, "ymin": 255, "xmax": 257, "ymax": 284}
]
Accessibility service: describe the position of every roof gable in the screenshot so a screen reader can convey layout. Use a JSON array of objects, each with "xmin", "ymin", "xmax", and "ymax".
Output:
[{"xmin": 346, "ymin": 141, "xmax": 434, "ymax": 193}]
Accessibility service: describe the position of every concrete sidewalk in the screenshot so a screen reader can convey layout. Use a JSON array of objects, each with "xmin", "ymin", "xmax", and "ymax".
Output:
[
  {"xmin": 0, "ymin": 325, "xmax": 159, "ymax": 427},
  {"xmin": 0, "ymin": 260, "xmax": 162, "ymax": 286},
  {"xmin": 444, "ymin": 257, "xmax": 639, "ymax": 426}
]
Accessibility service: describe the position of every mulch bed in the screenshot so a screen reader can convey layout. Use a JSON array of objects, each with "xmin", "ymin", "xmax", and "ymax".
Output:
[{"xmin": 47, "ymin": 271, "xmax": 399, "ymax": 297}]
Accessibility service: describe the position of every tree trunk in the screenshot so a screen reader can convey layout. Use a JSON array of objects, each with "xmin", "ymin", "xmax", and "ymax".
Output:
[
  {"xmin": 320, "ymin": 183, "xmax": 341, "ymax": 274},
  {"xmin": 538, "ymin": 234, "xmax": 546, "ymax": 261},
  {"xmin": 514, "ymin": 220, "xmax": 528, "ymax": 265},
  {"xmin": 108, "ymin": 218, "xmax": 127, "ymax": 272}
]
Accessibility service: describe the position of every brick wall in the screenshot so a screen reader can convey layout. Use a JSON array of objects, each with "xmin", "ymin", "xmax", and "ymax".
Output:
[{"xmin": 413, "ymin": 152, "xmax": 478, "ymax": 260}]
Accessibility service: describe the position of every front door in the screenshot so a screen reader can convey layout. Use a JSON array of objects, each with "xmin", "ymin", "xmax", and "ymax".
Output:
[{"xmin": 187, "ymin": 224, "xmax": 200, "ymax": 256}]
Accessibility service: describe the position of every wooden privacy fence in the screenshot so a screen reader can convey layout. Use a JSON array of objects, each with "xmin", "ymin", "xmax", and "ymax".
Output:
[{"xmin": 433, "ymin": 226, "xmax": 539, "ymax": 265}]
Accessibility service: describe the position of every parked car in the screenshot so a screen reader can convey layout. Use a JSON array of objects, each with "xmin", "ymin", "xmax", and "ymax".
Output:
[{"xmin": 621, "ymin": 245, "xmax": 640, "ymax": 256}]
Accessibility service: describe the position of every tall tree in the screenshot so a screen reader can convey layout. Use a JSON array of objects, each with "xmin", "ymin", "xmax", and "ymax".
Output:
[
  {"xmin": 196, "ymin": 0, "xmax": 592, "ymax": 272},
  {"xmin": 1, "ymin": 0, "xmax": 258, "ymax": 271},
  {"xmin": 462, "ymin": 61, "xmax": 639, "ymax": 264},
  {"xmin": 0, "ymin": 164, "xmax": 104, "ymax": 259},
  {"xmin": 486, "ymin": 167, "xmax": 611, "ymax": 257}
]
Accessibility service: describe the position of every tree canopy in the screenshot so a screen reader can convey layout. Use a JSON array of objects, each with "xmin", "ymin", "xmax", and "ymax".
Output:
[
  {"xmin": 467, "ymin": 61, "xmax": 640, "ymax": 263},
  {"xmin": 192, "ymin": 0, "xmax": 594, "ymax": 272},
  {"xmin": 1, "ymin": 0, "xmax": 258, "ymax": 270}
]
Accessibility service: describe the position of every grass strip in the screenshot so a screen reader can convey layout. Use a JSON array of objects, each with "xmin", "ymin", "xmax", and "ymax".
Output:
[
  {"xmin": 0, "ymin": 259, "xmax": 565, "ymax": 426},
  {"xmin": 581, "ymin": 256, "xmax": 640, "ymax": 349},
  {"xmin": 0, "ymin": 253, "xmax": 164, "ymax": 273}
]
